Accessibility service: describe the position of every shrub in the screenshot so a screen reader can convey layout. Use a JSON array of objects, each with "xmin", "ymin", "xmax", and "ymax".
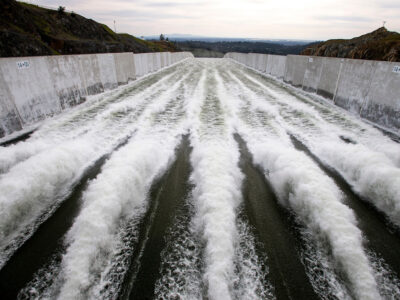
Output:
[{"xmin": 57, "ymin": 6, "xmax": 65, "ymax": 14}]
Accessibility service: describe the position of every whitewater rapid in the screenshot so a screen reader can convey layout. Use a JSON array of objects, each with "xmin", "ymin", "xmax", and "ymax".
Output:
[{"xmin": 1, "ymin": 58, "xmax": 399, "ymax": 300}]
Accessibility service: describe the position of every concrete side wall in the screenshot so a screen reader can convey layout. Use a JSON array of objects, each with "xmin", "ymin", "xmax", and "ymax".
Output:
[
  {"xmin": 47, "ymin": 55, "xmax": 87, "ymax": 110},
  {"xmin": 334, "ymin": 59, "xmax": 377, "ymax": 114},
  {"xmin": 302, "ymin": 56, "xmax": 324, "ymax": 93},
  {"xmin": 225, "ymin": 52, "xmax": 287, "ymax": 79},
  {"xmin": 0, "ymin": 71, "xmax": 22, "ymax": 137},
  {"xmin": 0, "ymin": 56, "xmax": 63, "ymax": 126},
  {"xmin": 284, "ymin": 55, "xmax": 309, "ymax": 87},
  {"xmin": 267, "ymin": 55, "xmax": 287, "ymax": 78},
  {"xmin": 315, "ymin": 57, "xmax": 343, "ymax": 100},
  {"xmin": 0, "ymin": 51, "xmax": 193, "ymax": 138},
  {"xmin": 97, "ymin": 53, "xmax": 118, "ymax": 90},
  {"xmin": 77, "ymin": 54, "xmax": 104, "ymax": 96},
  {"xmin": 224, "ymin": 52, "xmax": 400, "ymax": 131},
  {"xmin": 114, "ymin": 52, "xmax": 136, "ymax": 85},
  {"xmin": 362, "ymin": 61, "xmax": 400, "ymax": 129}
]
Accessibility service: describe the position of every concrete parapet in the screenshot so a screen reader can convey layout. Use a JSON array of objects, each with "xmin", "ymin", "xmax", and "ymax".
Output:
[
  {"xmin": 302, "ymin": 56, "xmax": 324, "ymax": 93},
  {"xmin": 0, "ymin": 51, "xmax": 191, "ymax": 138},
  {"xmin": 0, "ymin": 71, "xmax": 22, "ymax": 137},
  {"xmin": 224, "ymin": 52, "xmax": 400, "ymax": 131},
  {"xmin": 97, "ymin": 53, "xmax": 118, "ymax": 90},
  {"xmin": 113, "ymin": 53, "xmax": 136, "ymax": 85},
  {"xmin": 361, "ymin": 61, "xmax": 400, "ymax": 129},
  {"xmin": 248, "ymin": 53, "xmax": 258, "ymax": 69},
  {"xmin": 284, "ymin": 55, "xmax": 309, "ymax": 87},
  {"xmin": 255, "ymin": 54, "xmax": 267, "ymax": 72},
  {"xmin": 47, "ymin": 55, "xmax": 87, "ymax": 110},
  {"xmin": 266, "ymin": 55, "xmax": 286, "ymax": 78},
  {"xmin": 77, "ymin": 54, "xmax": 104, "ymax": 95},
  {"xmin": 313, "ymin": 57, "xmax": 342, "ymax": 100},
  {"xmin": 0, "ymin": 56, "xmax": 62, "ymax": 126},
  {"xmin": 133, "ymin": 53, "xmax": 147, "ymax": 77},
  {"xmin": 334, "ymin": 59, "xmax": 376, "ymax": 114}
]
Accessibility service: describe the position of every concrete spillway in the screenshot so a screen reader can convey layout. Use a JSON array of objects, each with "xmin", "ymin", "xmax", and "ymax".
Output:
[{"xmin": 0, "ymin": 58, "xmax": 400, "ymax": 300}]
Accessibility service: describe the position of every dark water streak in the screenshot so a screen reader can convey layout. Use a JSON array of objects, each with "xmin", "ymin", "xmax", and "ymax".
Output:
[
  {"xmin": 236, "ymin": 134, "xmax": 319, "ymax": 300},
  {"xmin": 118, "ymin": 136, "xmax": 192, "ymax": 300},
  {"xmin": 290, "ymin": 134, "xmax": 400, "ymax": 279},
  {"xmin": 0, "ymin": 135, "xmax": 133, "ymax": 299},
  {"xmin": 0, "ymin": 130, "xmax": 35, "ymax": 147}
]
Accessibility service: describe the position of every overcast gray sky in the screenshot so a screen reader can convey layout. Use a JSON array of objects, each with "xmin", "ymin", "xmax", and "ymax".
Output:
[{"xmin": 30, "ymin": 0, "xmax": 400, "ymax": 40}]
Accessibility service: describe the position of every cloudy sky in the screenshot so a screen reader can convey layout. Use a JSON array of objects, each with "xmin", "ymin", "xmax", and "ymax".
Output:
[{"xmin": 30, "ymin": 0, "xmax": 400, "ymax": 40}]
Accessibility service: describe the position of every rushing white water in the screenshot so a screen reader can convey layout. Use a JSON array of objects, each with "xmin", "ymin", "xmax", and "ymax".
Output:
[
  {"xmin": 56, "ymin": 65, "xmax": 199, "ymax": 299},
  {"xmin": 58, "ymin": 134, "xmax": 181, "ymax": 299},
  {"xmin": 154, "ymin": 196, "xmax": 203, "ymax": 299},
  {"xmin": 189, "ymin": 62, "xmax": 274, "ymax": 300},
  {"xmin": 233, "ymin": 213, "xmax": 274, "ymax": 300},
  {"xmin": 217, "ymin": 64, "xmax": 381, "ymax": 300},
  {"xmin": 0, "ymin": 61, "xmax": 200, "ymax": 270},
  {"xmin": 189, "ymin": 69, "xmax": 243, "ymax": 300},
  {"xmin": 2, "ymin": 58, "xmax": 400, "ymax": 299},
  {"xmin": 229, "ymin": 67, "xmax": 400, "ymax": 227},
  {"xmin": 0, "ymin": 62, "xmax": 186, "ymax": 175}
]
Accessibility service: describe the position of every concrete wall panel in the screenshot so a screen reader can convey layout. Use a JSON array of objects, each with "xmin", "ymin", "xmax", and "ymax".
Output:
[
  {"xmin": 255, "ymin": 54, "xmax": 267, "ymax": 72},
  {"xmin": 0, "ymin": 71, "xmax": 22, "ymax": 138},
  {"xmin": 0, "ymin": 56, "xmax": 61, "ymax": 125},
  {"xmin": 315, "ymin": 58, "xmax": 343, "ymax": 100},
  {"xmin": 334, "ymin": 59, "xmax": 376, "ymax": 114},
  {"xmin": 97, "ymin": 53, "xmax": 118, "ymax": 90},
  {"xmin": 361, "ymin": 61, "xmax": 400, "ymax": 129},
  {"xmin": 47, "ymin": 55, "xmax": 87, "ymax": 109},
  {"xmin": 284, "ymin": 55, "xmax": 309, "ymax": 87},
  {"xmin": 224, "ymin": 52, "xmax": 400, "ymax": 131},
  {"xmin": 268, "ymin": 55, "xmax": 287, "ymax": 78},
  {"xmin": 0, "ymin": 51, "xmax": 190, "ymax": 138},
  {"xmin": 302, "ymin": 56, "xmax": 324, "ymax": 93},
  {"xmin": 114, "ymin": 53, "xmax": 136, "ymax": 84},
  {"xmin": 78, "ymin": 54, "xmax": 104, "ymax": 95},
  {"xmin": 134, "ymin": 53, "xmax": 148, "ymax": 77}
]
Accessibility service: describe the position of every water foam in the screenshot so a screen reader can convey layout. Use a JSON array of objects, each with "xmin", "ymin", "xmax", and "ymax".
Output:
[
  {"xmin": 229, "ymin": 65, "xmax": 400, "ymax": 231},
  {"xmin": 0, "ymin": 63, "xmax": 186, "ymax": 175},
  {"xmin": 189, "ymin": 65, "xmax": 243, "ymax": 299},
  {"xmin": 218, "ymin": 63, "xmax": 381, "ymax": 300},
  {"xmin": 0, "ymin": 61, "xmax": 197, "ymax": 270},
  {"xmin": 56, "ymin": 62, "xmax": 199, "ymax": 299},
  {"xmin": 154, "ymin": 197, "xmax": 203, "ymax": 300},
  {"xmin": 233, "ymin": 213, "xmax": 274, "ymax": 300}
]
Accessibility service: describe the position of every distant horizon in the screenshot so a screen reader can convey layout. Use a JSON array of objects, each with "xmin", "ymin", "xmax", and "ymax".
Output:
[
  {"xmin": 25, "ymin": 0, "xmax": 400, "ymax": 41},
  {"xmin": 142, "ymin": 33, "xmax": 319, "ymax": 42}
]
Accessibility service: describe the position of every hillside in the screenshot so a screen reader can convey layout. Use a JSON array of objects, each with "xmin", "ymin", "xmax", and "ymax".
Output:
[
  {"xmin": 301, "ymin": 27, "xmax": 400, "ymax": 62},
  {"xmin": 175, "ymin": 40, "xmax": 313, "ymax": 57},
  {"xmin": 0, "ymin": 0, "xmax": 179, "ymax": 57}
]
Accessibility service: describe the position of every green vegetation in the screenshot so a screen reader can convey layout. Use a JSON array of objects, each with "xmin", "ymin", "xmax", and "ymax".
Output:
[
  {"xmin": 175, "ymin": 40, "xmax": 312, "ymax": 56},
  {"xmin": 57, "ymin": 6, "xmax": 65, "ymax": 15},
  {"xmin": 0, "ymin": 0, "xmax": 180, "ymax": 57},
  {"xmin": 102, "ymin": 24, "xmax": 117, "ymax": 37},
  {"xmin": 301, "ymin": 27, "xmax": 400, "ymax": 62}
]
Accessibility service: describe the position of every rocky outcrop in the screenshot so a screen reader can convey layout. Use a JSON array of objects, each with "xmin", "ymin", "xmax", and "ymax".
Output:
[
  {"xmin": 0, "ymin": 0, "xmax": 179, "ymax": 57},
  {"xmin": 301, "ymin": 27, "xmax": 400, "ymax": 62}
]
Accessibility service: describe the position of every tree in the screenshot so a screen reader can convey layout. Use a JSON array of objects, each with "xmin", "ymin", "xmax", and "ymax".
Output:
[
  {"xmin": 57, "ymin": 6, "xmax": 65, "ymax": 14},
  {"xmin": 159, "ymin": 34, "xmax": 165, "ymax": 41}
]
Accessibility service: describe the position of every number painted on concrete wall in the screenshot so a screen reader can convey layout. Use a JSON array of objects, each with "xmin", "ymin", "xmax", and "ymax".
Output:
[
  {"xmin": 393, "ymin": 66, "xmax": 400, "ymax": 74},
  {"xmin": 16, "ymin": 61, "xmax": 30, "ymax": 69}
]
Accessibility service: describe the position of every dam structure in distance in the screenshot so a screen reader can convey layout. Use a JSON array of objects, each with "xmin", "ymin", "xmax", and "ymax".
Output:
[{"xmin": 0, "ymin": 57, "xmax": 400, "ymax": 299}]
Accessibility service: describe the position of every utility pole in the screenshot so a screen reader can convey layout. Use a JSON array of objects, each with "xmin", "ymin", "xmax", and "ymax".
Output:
[
  {"xmin": 114, "ymin": 20, "xmax": 117, "ymax": 33},
  {"xmin": 383, "ymin": 20, "xmax": 386, "ymax": 28}
]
